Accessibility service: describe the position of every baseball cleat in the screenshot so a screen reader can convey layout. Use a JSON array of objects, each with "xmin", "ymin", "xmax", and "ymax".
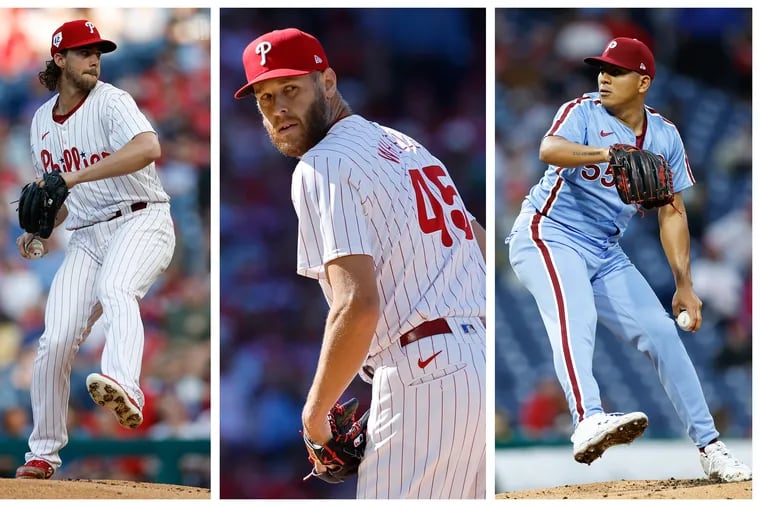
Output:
[
  {"xmin": 15, "ymin": 459, "xmax": 54, "ymax": 479},
  {"xmin": 700, "ymin": 441, "xmax": 752, "ymax": 482},
  {"xmin": 86, "ymin": 373, "xmax": 143, "ymax": 429},
  {"xmin": 571, "ymin": 411, "xmax": 648, "ymax": 465}
]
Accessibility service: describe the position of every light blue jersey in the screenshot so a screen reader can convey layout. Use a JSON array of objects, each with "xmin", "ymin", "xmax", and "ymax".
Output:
[
  {"xmin": 527, "ymin": 92, "xmax": 695, "ymax": 244},
  {"xmin": 507, "ymin": 92, "xmax": 719, "ymax": 450}
]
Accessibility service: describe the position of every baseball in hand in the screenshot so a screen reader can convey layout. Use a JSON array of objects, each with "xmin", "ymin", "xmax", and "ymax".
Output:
[
  {"xmin": 676, "ymin": 311, "xmax": 691, "ymax": 330},
  {"xmin": 27, "ymin": 238, "xmax": 45, "ymax": 259}
]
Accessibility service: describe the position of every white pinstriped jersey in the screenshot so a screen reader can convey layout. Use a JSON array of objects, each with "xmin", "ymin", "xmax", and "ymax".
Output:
[
  {"xmin": 30, "ymin": 81, "xmax": 170, "ymax": 229},
  {"xmin": 291, "ymin": 114, "xmax": 485, "ymax": 358}
]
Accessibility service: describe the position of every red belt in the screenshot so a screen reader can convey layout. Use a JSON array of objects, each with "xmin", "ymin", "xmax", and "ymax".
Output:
[
  {"xmin": 399, "ymin": 318, "xmax": 452, "ymax": 347},
  {"xmin": 109, "ymin": 202, "xmax": 147, "ymax": 221}
]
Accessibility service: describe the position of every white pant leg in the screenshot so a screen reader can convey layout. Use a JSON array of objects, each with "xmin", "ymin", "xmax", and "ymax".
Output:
[
  {"xmin": 26, "ymin": 244, "xmax": 101, "ymax": 467},
  {"xmin": 357, "ymin": 318, "xmax": 485, "ymax": 499},
  {"xmin": 94, "ymin": 204, "xmax": 175, "ymax": 407}
]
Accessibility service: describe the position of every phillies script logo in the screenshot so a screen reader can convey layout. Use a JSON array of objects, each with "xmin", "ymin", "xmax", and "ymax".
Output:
[{"xmin": 40, "ymin": 146, "xmax": 111, "ymax": 172}]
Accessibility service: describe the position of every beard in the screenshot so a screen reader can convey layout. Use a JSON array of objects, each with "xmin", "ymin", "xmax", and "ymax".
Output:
[
  {"xmin": 264, "ymin": 90, "xmax": 330, "ymax": 158},
  {"xmin": 64, "ymin": 65, "xmax": 98, "ymax": 93}
]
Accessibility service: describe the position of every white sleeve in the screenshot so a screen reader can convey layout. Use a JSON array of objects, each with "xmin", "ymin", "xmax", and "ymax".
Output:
[
  {"xmin": 292, "ymin": 155, "xmax": 372, "ymax": 279},
  {"xmin": 105, "ymin": 90, "xmax": 156, "ymax": 150},
  {"xmin": 29, "ymin": 113, "xmax": 44, "ymax": 178}
]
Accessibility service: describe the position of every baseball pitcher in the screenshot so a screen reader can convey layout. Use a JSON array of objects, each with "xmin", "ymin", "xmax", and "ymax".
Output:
[
  {"xmin": 506, "ymin": 36, "xmax": 751, "ymax": 482},
  {"xmin": 234, "ymin": 28, "xmax": 486, "ymax": 498},
  {"xmin": 14, "ymin": 19, "xmax": 175, "ymax": 480}
]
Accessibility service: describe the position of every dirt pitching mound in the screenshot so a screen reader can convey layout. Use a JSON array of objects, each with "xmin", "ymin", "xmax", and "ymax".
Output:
[
  {"xmin": 497, "ymin": 478, "xmax": 751, "ymax": 499},
  {"xmin": 0, "ymin": 478, "xmax": 210, "ymax": 499}
]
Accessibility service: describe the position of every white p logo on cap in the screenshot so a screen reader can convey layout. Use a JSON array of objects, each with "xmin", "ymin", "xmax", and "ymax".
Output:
[
  {"xmin": 256, "ymin": 41, "xmax": 272, "ymax": 65},
  {"xmin": 85, "ymin": 21, "xmax": 95, "ymax": 34}
]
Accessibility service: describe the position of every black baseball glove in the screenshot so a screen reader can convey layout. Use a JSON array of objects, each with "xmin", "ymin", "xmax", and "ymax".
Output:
[
  {"xmin": 18, "ymin": 171, "xmax": 69, "ymax": 239},
  {"xmin": 302, "ymin": 398, "xmax": 369, "ymax": 484},
  {"xmin": 608, "ymin": 144, "xmax": 674, "ymax": 210}
]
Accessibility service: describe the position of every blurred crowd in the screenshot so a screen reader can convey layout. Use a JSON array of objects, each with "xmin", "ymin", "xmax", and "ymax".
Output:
[
  {"xmin": 495, "ymin": 9, "xmax": 751, "ymax": 443},
  {"xmin": 0, "ymin": 8, "xmax": 210, "ymax": 486},
  {"xmin": 218, "ymin": 8, "xmax": 485, "ymax": 499}
]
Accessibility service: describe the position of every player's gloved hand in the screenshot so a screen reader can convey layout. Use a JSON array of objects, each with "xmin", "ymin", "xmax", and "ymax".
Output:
[
  {"xmin": 18, "ymin": 171, "xmax": 69, "ymax": 239},
  {"xmin": 608, "ymin": 144, "xmax": 674, "ymax": 210},
  {"xmin": 302, "ymin": 398, "xmax": 369, "ymax": 484}
]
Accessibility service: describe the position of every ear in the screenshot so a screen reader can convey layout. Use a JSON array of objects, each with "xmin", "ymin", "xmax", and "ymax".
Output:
[
  {"xmin": 322, "ymin": 68, "xmax": 337, "ymax": 98},
  {"xmin": 639, "ymin": 75, "xmax": 652, "ymax": 94},
  {"xmin": 53, "ymin": 52, "xmax": 66, "ymax": 69}
]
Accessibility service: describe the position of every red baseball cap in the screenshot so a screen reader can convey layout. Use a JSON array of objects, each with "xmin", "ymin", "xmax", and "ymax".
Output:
[
  {"xmin": 50, "ymin": 19, "xmax": 117, "ymax": 57},
  {"xmin": 234, "ymin": 28, "xmax": 329, "ymax": 99},
  {"xmin": 584, "ymin": 37, "xmax": 655, "ymax": 79}
]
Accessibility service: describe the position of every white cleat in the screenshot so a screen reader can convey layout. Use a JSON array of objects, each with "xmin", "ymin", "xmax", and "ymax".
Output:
[
  {"xmin": 700, "ymin": 441, "xmax": 752, "ymax": 482},
  {"xmin": 571, "ymin": 411, "xmax": 648, "ymax": 465},
  {"xmin": 86, "ymin": 373, "xmax": 143, "ymax": 429}
]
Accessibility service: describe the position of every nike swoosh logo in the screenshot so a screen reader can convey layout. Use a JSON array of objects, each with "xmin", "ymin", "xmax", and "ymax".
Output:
[
  {"xmin": 418, "ymin": 350, "xmax": 442, "ymax": 369},
  {"xmin": 600, "ymin": 130, "xmax": 614, "ymax": 137},
  {"xmin": 41, "ymin": 131, "xmax": 50, "ymax": 141}
]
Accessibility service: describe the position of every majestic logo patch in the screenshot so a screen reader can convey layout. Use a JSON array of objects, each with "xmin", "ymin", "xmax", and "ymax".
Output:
[{"xmin": 256, "ymin": 41, "xmax": 272, "ymax": 65}]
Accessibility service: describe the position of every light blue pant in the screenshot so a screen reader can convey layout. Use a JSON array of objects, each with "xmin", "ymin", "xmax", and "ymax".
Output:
[{"xmin": 507, "ymin": 206, "xmax": 718, "ymax": 447}]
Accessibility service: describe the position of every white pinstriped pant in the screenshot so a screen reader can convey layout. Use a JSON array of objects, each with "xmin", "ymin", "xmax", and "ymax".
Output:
[
  {"xmin": 26, "ymin": 203, "xmax": 175, "ymax": 467},
  {"xmin": 357, "ymin": 317, "xmax": 486, "ymax": 499}
]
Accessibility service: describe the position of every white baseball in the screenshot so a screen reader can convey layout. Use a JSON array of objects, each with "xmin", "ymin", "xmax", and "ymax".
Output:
[
  {"xmin": 676, "ymin": 311, "xmax": 691, "ymax": 330},
  {"xmin": 27, "ymin": 238, "xmax": 45, "ymax": 259}
]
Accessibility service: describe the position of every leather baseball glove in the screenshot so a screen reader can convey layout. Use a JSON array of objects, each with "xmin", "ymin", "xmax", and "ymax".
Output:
[
  {"xmin": 302, "ymin": 398, "xmax": 369, "ymax": 484},
  {"xmin": 608, "ymin": 144, "xmax": 674, "ymax": 210},
  {"xmin": 18, "ymin": 171, "xmax": 69, "ymax": 239}
]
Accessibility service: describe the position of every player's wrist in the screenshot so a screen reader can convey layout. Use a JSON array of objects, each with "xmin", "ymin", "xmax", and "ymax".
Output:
[
  {"xmin": 61, "ymin": 171, "xmax": 78, "ymax": 189},
  {"xmin": 302, "ymin": 400, "xmax": 332, "ymax": 439},
  {"xmin": 672, "ymin": 275, "xmax": 693, "ymax": 290},
  {"xmin": 302, "ymin": 416, "xmax": 332, "ymax": 445}
]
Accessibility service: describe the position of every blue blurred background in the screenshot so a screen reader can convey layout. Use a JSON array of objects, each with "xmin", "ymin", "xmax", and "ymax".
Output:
[
  {"xmin": 219, "ymin": 8, "xmax": 485, "ymax": 499},
  {"xmin": 495, "ymin": 7, "xmax": 751, "ymax": 475},
  {"xmin": 0, "ymin": 8, "xmax": 210, "ymax": 486}
]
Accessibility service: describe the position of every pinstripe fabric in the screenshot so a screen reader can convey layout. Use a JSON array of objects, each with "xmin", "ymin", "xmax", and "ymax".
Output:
[
  {"xmin": 290, "ymin": 115, "xmax": 485, "ymax": 498},
  {"xmin": 292, "ymin": 115, "xmax": 485, "ymax": 357},
  {"xmin": 30, "ymin": 81, "xmax": 170, "ymax": 229},
  {"xmin": 23, "ymin": 79, "xmax": 175, "ymax": 470},
  {"xmin": 357, "ymin": 318, "xmax": 485, "ymax": 499},
  {"xmin": 25, "ymin": 204, "xmax": 175, "ymax": 467}
]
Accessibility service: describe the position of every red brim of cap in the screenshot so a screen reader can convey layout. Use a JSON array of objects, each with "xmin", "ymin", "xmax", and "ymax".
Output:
[
  {"xmin": 53, "ymin": 38, "xmax": 117, "ymax": 56},
  {"xmin": 233, "ymin": 68, "xmax": 313, "ymax": 99},
  {"xmin": 583, "ymin": 56, "xmax": 636, "ymax": 73}
]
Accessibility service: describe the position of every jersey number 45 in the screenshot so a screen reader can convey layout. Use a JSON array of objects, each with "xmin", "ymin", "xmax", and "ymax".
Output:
[{"xmin": 409, "ymin": 165, "xmax": 473, "ymax": 247}]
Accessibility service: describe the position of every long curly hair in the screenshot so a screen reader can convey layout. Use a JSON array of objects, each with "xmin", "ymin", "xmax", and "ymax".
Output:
[{"xmin": 38, "ymin": 58, "xmax": 63, "ymax": 92}]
